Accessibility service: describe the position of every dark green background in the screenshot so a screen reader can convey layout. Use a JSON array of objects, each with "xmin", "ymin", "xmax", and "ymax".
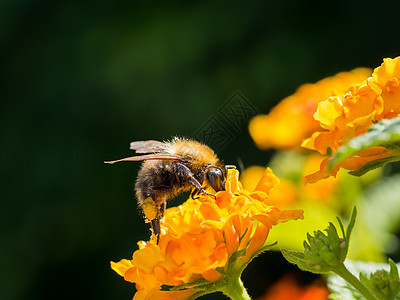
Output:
[{"xmin": 2, "ymin": 1, "xmax": 399, "ymax": 299}]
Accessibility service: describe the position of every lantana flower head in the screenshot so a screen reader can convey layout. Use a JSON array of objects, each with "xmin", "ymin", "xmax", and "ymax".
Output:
[
  {"xmin": 249, "ymin": 68, "xmax": 371, "ymax": 150},
  {"xmin": 302, "ymin": 57, "xmax": 400, "ymax": 183},
  {"xmin": 111, "ymin": 168, "xmax": 304, "ymax": 299}
]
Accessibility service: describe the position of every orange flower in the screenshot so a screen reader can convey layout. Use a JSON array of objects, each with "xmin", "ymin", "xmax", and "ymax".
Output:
[
  {"xmin": 257, "ymin": 274, "xmax": 329, "ymax": 300},
  {"xmin": 111, "ymin": 168, "xmax": 304, "ymax": 299},
  {"xmin": 249, "ymin": 68, "xmax": 371, "ymax": 150},
  {"xmin": 302, "ymin": 57, "xmax": 400, "ymax": 183}
]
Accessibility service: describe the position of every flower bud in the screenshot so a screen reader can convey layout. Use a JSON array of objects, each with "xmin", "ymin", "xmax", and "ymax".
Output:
[
  {"xmin": 282, "ymin": 207, "xmax": 356, "ymax": 274},
  {"xmin": 359, "ymin": 259, "xmax": 400, "ymax": 300}
]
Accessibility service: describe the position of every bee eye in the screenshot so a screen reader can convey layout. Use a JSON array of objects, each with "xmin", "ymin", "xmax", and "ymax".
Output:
[{"xmin": 206, "ymin": 167, "xmax": 224, "ymax": 192}]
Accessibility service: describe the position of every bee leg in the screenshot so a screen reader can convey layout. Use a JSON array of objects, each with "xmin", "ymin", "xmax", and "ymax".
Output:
[
  {"xmin": 196, "ymin": 186, "xmax": 217, "ymax": 198},
  {"xmin": 175, "ymin": 163, "xmax": 217, "ymax": 198},
  {"xmin": 143, "ymin": 186, "xmax": 171, "ymax": 244},
  {"xmin": 159, "ymin": 201, "xmax": 166, "ymax": 222},
  {"xmin": 190, "ymin": 189, "xmax": 201, "ymax": 199},
  {"xmin": 150, "ymin": 218, "xmax": 161, "ymax": 244},
  {"xmin": 152, "ymin": 201, "xmax": 167, "ymax": 244},
  {"xmin": 187, "ymin": 176, "xmax": 216, "ymax": 198}
]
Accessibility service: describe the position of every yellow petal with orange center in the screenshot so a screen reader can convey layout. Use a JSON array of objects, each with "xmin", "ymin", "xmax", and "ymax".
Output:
[
  {"xmin": 314, "ymin": 97, "xmax": 343, "ymax": 130},
  {"xmin": 342, "ymin": 83, "xmax": 377, "ymax": 122}
]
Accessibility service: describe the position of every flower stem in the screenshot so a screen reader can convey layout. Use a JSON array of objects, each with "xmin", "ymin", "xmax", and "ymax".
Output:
[
  {"xmin": 221, "ymin": 276, "xmax": 252, "ymax": 300},
  {"xmin": 335, "ymin": 263, "xmax": 378, "ymax": 300}
]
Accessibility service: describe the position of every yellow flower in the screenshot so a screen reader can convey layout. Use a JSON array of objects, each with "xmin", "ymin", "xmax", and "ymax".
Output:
[
  {"xmin": 111, "ymin": 168, "xmax": 304, "ymax": 299},
  {"xmin": 302, "ymin": 57, "xmax": 400, "ymax": 183},
  {"xmin": 249, "ymin": 68, "xmax": 371, "ymax": 150}
]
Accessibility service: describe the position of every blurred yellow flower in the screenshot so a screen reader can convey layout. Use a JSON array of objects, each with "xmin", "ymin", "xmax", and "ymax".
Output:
[
  {"xmin": 111, "ymin": 168, "xmax": 304, "ymax": 299},
  {"xmin": 249, "ymin": 68, "xmax": 371, "ymax": 150},
  {"xmin": 302, "ymin": 57, "xmax": 400, "ymax": 183},
  {"xmin": 241, "ymin": 154, "xmax": 339, "ymax": 208},
  {"xmin": 240, "ymin": 165, "xmax": 267, "ymax": 192}
]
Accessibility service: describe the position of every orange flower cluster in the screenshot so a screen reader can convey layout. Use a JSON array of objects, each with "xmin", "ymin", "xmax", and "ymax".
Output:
[
  {"xmin": 258, "ymin": 275, "xmax": 329, "ymax": 300},
  {"xmin": 249, "ymin": 68, "xmax": 371, "ymax": 150},
  {"xmin": 111, "ymin": 169, "xmax": 304, "ymax": 300},
  {"xmin": 302, "ymin": 57, "xmax": 400, "ymax": 183}
]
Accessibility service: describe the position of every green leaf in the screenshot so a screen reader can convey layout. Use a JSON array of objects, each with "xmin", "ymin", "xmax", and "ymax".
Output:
[
  {"xmin": 345, "ymin": 207, "xmax": 357, "ymax": 244},
  {"xmin": 227, "ymin": 248, "xmax": 247, "ymax": 269},
  {"xmin": 281, "ymin": 249, "xmax": 308, "ymax": 269},
  {"xmin": 329, "ymin": 116, "xmax": 400, "ymax": 171},
  {"xmin": 171, "ymin": 278, "xmax": 214, "ymax": 291},
  {"xmin": 281, "ymin": 248, "xmax": 330, "ymax": 274},
  {"xmin": 349, "ymin": 156, "xmax": 400, "ymax": 176}
]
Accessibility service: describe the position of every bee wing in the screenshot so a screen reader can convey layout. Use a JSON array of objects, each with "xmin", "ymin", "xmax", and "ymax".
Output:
[
  {"xmin": 129, "ymin": 140, "xmax": 168, "ymax": 153},
  {"xmin": 104, "ymin": 153, "xmax": 183, "ymax": 165}
]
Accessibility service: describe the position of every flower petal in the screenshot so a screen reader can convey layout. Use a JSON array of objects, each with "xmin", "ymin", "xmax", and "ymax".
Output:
[{"xmin": 254, "ymin": 167, "xmax": 280, "ymax": 195}]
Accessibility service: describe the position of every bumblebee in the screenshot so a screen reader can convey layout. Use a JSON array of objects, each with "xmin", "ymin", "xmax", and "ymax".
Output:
[{"xmin": 105, "ymin": 137, "xmax": 231, "ymax": 243}]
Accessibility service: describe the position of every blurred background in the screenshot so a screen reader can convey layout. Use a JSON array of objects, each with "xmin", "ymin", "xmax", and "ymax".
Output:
[{"xmin": 2, "ymin": 0, "xmax": 400, "ymax": 299}]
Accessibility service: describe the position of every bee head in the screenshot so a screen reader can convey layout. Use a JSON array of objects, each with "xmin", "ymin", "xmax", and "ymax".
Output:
[{"xmin": 205, "ymin": 166, "xmax": 225, "ymax": 192}]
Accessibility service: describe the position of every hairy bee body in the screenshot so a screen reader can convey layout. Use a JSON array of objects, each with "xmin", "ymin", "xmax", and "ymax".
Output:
[{"xmin": 106, "ymin": 138, "xmax": 227, "ymax": 242}]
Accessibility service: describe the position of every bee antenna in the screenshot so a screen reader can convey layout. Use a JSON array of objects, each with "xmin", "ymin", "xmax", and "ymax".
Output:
[
  {"xmin": 104, "ymin": 157, "xmax": 137, "ymax": 164},
  {"xmin": 104, "ymin": 160, "xmax": 119, "ymax": 164}
]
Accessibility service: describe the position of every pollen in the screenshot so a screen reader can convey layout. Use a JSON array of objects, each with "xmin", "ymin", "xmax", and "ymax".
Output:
[{"xmin": 142, "ymin": 197, "xmax": 158, "ymax": 220}]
